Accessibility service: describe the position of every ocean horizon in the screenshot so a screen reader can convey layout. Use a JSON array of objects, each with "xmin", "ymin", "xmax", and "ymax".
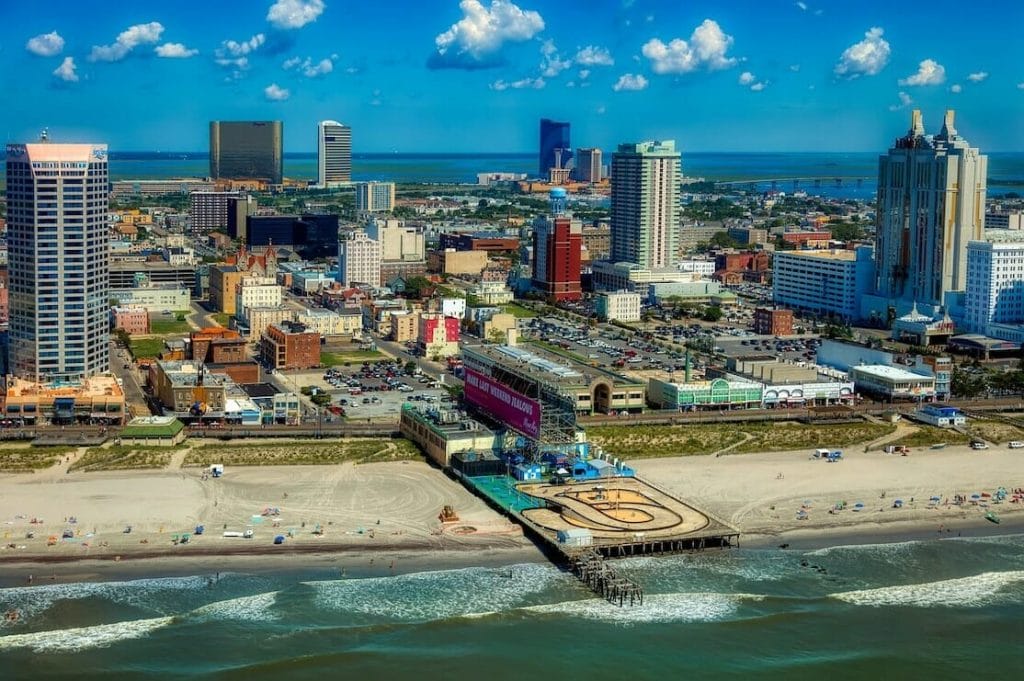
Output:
[{"xmin": 102, "ymin": 151, "xmax": 1024, "ymax": 197}]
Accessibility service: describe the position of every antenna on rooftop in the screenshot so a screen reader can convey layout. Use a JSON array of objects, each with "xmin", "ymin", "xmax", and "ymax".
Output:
[{"xmin": 39, "ymin": 128, "xmax": 50, "ymax": 143}]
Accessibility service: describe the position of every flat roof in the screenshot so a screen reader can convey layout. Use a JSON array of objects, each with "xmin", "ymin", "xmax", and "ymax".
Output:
[
  {"xmin": 850, "ymin": 364, "xmax": 931, "ymax": 381},
  {"xmin": 466, "ymin": 343, "xmax": 644, "ymax": 388},
  {"xmin": 778, "ymin": 249, "xmax": 856, "ymax": 261}
]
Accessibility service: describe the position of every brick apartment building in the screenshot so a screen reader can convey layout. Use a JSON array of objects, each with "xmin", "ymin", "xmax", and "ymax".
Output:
[
  {"xmin": 260, "ymin": 322, "xmax": 321, "ymax": 370},
  {"xmin": 753, "ymin": 307, "xmax": 794, "ymax": 336}
]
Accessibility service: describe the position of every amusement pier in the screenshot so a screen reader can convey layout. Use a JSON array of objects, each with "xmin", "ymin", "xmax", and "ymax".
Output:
[{"xmin": 401, "ymin": 343, "xmax": 740, "ymax": 606}]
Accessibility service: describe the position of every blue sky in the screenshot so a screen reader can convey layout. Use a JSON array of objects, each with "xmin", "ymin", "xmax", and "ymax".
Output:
[{"xmin": 2, "ymin": 0, "xmax": 1022, "ymax": 153}]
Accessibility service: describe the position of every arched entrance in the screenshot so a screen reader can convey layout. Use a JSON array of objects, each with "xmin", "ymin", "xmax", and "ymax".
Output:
[{"xmin": 592, "ymin": 382, "xmax": 612, "ymax": 413}]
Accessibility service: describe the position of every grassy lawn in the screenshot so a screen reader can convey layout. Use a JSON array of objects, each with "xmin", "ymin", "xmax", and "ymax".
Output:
[
  {"xmin": 0, "ymin": 446, "xmax": 78, "ymax": 473},
  {"xmin": 129, "ymin": 337, "xmax": 166, "ymax": 359},
  {"xmin": 150, "ymin": 318, "xmax": 192, "ymax": 335},
  {"xmin": 965, "ymin": 419, "xmax": 1024, "ymax": 445},
  {"xmin": 212, "ymin": 313, "xmax": 231, "ymax": 327},
  {"xmin": 586, "ymin": 424, "xmax": 746, "ymax": 458},
  {"xmin": 321, "ymin": 350, "xmax": 386, "ymax": 366},
  {"xmin": 586, "ymin": 421, "xmax": 897, "ymax": 459},
  {"xmin": 890, "ymin": 425, "xmax": 971, "ymax": 448},
  {"xmin": 732, "ymin": 422, "xmax": 896, "ymax": 454},
  {"xmin": 183, "ymin": 438, "xmax": 422, "ymax": 467},
  {"xmin": 70, "ymin": 446, "xmax": 175, "ymax": 472},
  {"xmin": 501, "ymin": 303, "xmax": 538, "ymax": 318}
]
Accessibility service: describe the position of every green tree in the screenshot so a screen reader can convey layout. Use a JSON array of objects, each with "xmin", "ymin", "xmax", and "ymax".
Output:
[
  {"xmin": 403, "ymin": 361, "xmax": 417, "ymax": 375},
  {"xmin": 709, "ymin": 232, "xmax": 739, "ymax": 249},
  {"xmin": 829, "ymin": 222, "xmax": 866, "ymax": 242},
  {"xmin": 951, "ymin": 367, "xmax": 987, "ymax": 398},
  {"xmin": 702, "ymin": 305, "xmax": 723, "ymax": 322}
]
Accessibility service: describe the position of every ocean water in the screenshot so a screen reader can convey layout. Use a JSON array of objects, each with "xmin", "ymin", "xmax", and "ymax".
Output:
[
  {"xmin": 2, "ymin": 534, "xmax": 1024, "ymax": 679},
  {"xmin": 104, "ymin": 151, "xmax": 1024, "ymax": 199}
]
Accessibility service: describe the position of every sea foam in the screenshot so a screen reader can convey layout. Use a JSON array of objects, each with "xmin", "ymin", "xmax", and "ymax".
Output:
[
  {"xmin": 189, "ymin": 591, "xmax": 280, "ymax": 623},
  {"xmin": 305, "ymin": 563, "xmax": 568, "ymax": 622},
  {"xmin": 0, "ymin": 616, "xmax": 173, "ymax": 652},
  {"xmin": 523, "ymin": 591, "xmax": 762, "ymax": 625},
  {"xmin": 831, "ymin": 570, "xmax": 1024, "ymax": 608}
]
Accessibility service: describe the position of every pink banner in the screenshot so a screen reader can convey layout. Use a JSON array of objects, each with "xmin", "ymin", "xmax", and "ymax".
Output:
[{"xmin": 464, "ymin": 368, "xmax": 541, "ymax": 439}]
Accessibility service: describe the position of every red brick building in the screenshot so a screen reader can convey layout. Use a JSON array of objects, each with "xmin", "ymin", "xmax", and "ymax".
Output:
[
  {"xmin": 439, "ymin": 232, "xmax": 519, "ymax": 252},
  {"xmin": 753, "ymin": 307, "xmax": 794, "ymax": 336},
  {"xmin": 780, "ymin": 230, "xmax": 831, "ymax": 248},
  {"xmin": 189, "ymin": 327, "xmax": 260, "ymax": 384},
  {"xmin": 714, "ymin": 251, "xmax": 771, "ymax": 284},
  {"xmin": 260, "ymin": 322, "xmax": 321, "ymax": 370},
  {"xmin": 532, "ymin": 216, "xmax": 582, "ymax": 302},
  {"xmin": 112, "ymin": 306, "xmax": 150, "ymax": 335}
]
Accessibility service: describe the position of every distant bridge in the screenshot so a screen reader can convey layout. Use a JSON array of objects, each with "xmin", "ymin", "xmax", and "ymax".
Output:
[{"xmin": 712, "ymin": 176, "xmax": 875, "ymax": 191}]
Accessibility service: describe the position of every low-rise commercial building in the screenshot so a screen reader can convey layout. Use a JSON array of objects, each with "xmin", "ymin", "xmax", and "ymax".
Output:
[
  {"xmin": 112, "ymin": 306, "xmax": 150, "ymax": 335},
  {"xmin": 647, "ymin": 377, "xmax": 763, "ymax": 410},
  {"xmin": 595, "ymin": 291, "xmax": 642, "ymax": 322},
  {"xmin": 149, "ymin": 361, "xmax": 229, "ymax": 417},
  {"xmin": 914, "ymin": 404, "xmax": 966, "ymax": 427},
  {"xmin": 399, "ymin": 405, "xmax": 498, "ymax": 467},
  {"xmin": 1, "ymin": 375, "xmax": 126, "ymax": 425},
  {"xmin": 848, "ymin": 365, "xmax": 936, "ymax": 401},
  {"xmin": 109, "ymin": 286, "xmax": 191, "ymax": 313}
]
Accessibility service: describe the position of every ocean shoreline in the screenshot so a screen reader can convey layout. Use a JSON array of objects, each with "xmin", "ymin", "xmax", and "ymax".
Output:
[{"xmin": 3, "ymin": 515, "xmax": 1021, "ymax": 589}]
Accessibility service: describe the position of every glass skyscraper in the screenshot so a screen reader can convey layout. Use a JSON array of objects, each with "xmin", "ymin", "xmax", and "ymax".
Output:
[
  {"xmin": 209, "ymin": 121, "xmax": 284, "ymax": 184},
  {"xmin": 539, "ymin": 118, "xmax": 571, "ymax": 177},
  {"xmin": 5, "ymin": 142, "xmax": 110, "ymax": 382}
]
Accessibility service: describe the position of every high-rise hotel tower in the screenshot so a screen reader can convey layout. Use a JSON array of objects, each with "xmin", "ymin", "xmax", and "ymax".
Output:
[
  {"xmin": 873, "ymin": 109, "xmax": 987, "ymax": 314},
  {"xmin": 317, "ymin": 120, "xmax": 351, "ymax": 187},
  {"xmin": 5, "ymin": 141, "xmax": 110, "ymax": 382},
  {"xmin": 609, "ymin": 140, "xmax": 681, "ymax": 269}
]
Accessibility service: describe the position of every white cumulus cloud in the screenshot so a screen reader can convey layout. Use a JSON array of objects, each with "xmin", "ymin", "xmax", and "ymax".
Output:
[
  {"xmin": 267, "ymin": 0, "xmax": 325, "ymax": 29},
  {"xmin": 539, "ymin": 40, "xmax": 572, "ymax": 77},
  {"xmin": 431, "ymin": 0, "xmax": 545, "ymax": 69},
  {"xmin": 155, "ymin": 43, "xmax": 198, "ymax": 58},
  {"xmin": 738, "ymin": 71, "xmax": 766, "ymax": 90},
  {"xmin": 950, "ymin": 84, "xmax": 962, "ymax": 93},
  {"xmin": 490, "ymin": 76, "xmax": 545, "ymax": 90},
  {"xmin": 264, "ymin": 83, "xmax": 290, "ymax": 100},
  {"xmin": 796, "ymin": 1, "xmax": 808, "ymax": 9},
  {"xmin": 888, "ymin": 91, "xmax": 913, "ymax": 111},
  {"xmin": 218, "ymin": 34, "xmax": 265, "ymax": 58},
  {"xmin": 26, "ymin": 31, "xmax": 65, "ymax": 57},
  {"xmin": 284, "ymin": 55, "xmax": 335, "ymax": 76},
  {"xmin": 1018, "ymin": 83, "xmax": 1024, "ymax": 90},
  {"xmin": 899, "ymin": 59, "xmax": 946, "ymax": 86},
  {"xmin": 641, "ymin": 19, "xmax": 736, "ymax": 75},
  {"xmin": 967, "ymin": 71, "xmax": 988, "ymax": 82},
  {"xmin": 52, "ymin": 56, "xmax": 78, "ymax": 82},
  {"xmin": 574, "ymin": 45, "xmax": 613, "ymax": 66},
  {"xmin": 89, "ymin": 21, "xmax": 164, "ymax": 62},
  {"xmin": 612, "ymin": 73, "xmax": 648, "ymax": 91},
  {"xmin": 834, "ymin": 27, "xmax": 890, "ymax": 78}
]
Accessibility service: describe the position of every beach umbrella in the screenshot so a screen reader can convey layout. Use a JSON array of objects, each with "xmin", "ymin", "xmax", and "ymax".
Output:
[
  {"xmin": 971, "ymin": 493, "xmax": 981, "ymax": 500},
  {"xmin": 930, "ymin": 496, "xmax": 941, "ymax": 501},
  {"xmin": 854, "ymin": 502, "xmax": 864, "ymax": 508}
]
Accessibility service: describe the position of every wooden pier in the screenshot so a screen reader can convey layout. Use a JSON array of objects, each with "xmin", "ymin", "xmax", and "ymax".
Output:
[{"xmin": 570, "ymin": 549, "xmax": 644, "ymax": 606}]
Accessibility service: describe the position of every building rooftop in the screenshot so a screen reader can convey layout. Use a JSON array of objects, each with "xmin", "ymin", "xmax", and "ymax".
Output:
[
  {"xmin": 403, "ymin": 404, "xmax": 494, "ymax": 438},
  {"xmin": 778, "ymin": 249, "xmax": 857, "ymax": 261},
  {"xmin": 156, "ymin": 361, "xmax": 232, "ymax": 388},
  {"xmin": 850, "ymin": 364, "xmax": 931, "ymax": 381},
  {"xmin": 3, "ymin": 375, "xmax": 124, "ymax": 399},
  {"xmin": 465, "ymin": 343, "xmax": 644, "ymax": 388}
]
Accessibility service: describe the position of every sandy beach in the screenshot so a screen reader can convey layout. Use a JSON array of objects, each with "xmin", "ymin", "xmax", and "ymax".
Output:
[
  {"xmin": 632, "ymin": 442, "xmax": 1024, "ymax": 544},
  {"xmin": 2, "ymin": 442, "xmax": 1023, "ymax": 581}
]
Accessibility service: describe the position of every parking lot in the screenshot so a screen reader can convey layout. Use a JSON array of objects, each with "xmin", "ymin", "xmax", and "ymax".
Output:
[{"xmin": 275, "ymin": 360, "xmax": 452, "ymax": 421}]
